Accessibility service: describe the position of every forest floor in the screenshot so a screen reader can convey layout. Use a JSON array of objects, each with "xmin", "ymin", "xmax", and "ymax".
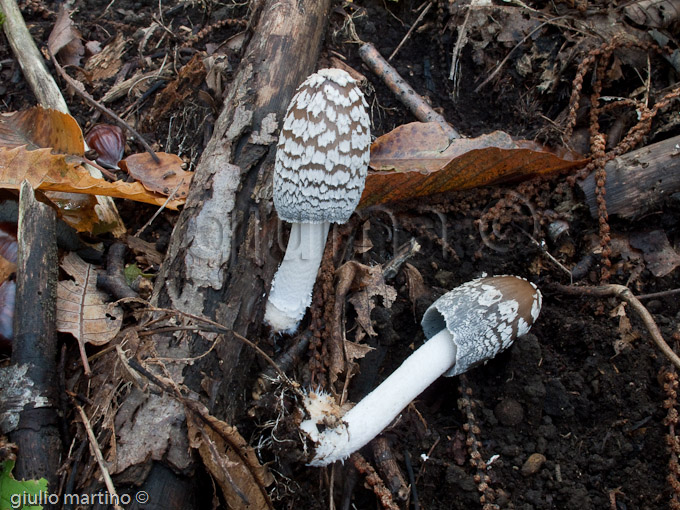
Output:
[{"xmin": 2, "ymin": 0, "xmax": 680, "ymax": 509}]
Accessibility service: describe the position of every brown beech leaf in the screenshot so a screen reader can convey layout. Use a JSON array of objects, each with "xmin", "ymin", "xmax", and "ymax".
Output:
[
  {"xmin": 359, "ymin": 122, "xmax": 587, "ymax": 208},
  {"xmin": 47, "ymin": 8, "xmax": 84, "ymax": 66},
  {"xmin": 57, "ymin": 252, "xmax": 123, "ymax": 347},
  {"xmin": 120, "ymin": 152, "xmax": 192, "ymax": 200},
  {"xmin": 187, "ymin": 401, "xmax": 274, "ymax": 510}
]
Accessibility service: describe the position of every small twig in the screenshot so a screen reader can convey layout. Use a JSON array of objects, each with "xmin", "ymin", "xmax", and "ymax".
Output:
[
  {"xmin": 0, "ymin": 0, "xmax": 69, "ymax": 111},
  {"xmin": 449, "ymin": 2, "xmax": 471, "ymax": 97},
  {"xmin": 358, "ymin": 42, "xmax": 460, "ymax": 139},
  {"xmin": 72, "ymin": 401, "xmax": 123, "ymax": 510},
  {"xmin": 520, "ymin": 230, "xmax": 572, "ymax": 283},
  {"xmin": 636, "ymin": 288, "xmax": 680, "ymax": 300},
  {"xmin": 134, "ymin": 178, "xmax": 184, "ymax": 237},
  {"xmin": 388, "ymin": 2, "xmax": 432, "ymax": 61},
  {"xmin": 382, "ymin": 238, "xmax": 421, "ymax": 281},
  {"xmin": 143, "ymin": 307, "xmax": 301, "ymax": 395},
  {"xmin": 549, "ymin": 283, "xmax": 680, "ymax": 371},
  {"xmin": 403, "ymin": 450, "xmax": 420, "ymax": 510},
  {"xmin": 48, "ymin": 49, "xmax": 160, "ymax": 164}
]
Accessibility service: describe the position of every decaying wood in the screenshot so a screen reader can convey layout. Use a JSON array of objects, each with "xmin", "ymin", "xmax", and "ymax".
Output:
[
  {"xmin": 579, "ymin": 134, "xmax": 680, "ymax": 219},
  {"xmin": 372, "ymin": 437, "xmax": 410, "ymax": 501},
  {"xmin": 9, "ymin": 182, "xmax": 61, "ymax": 491},
  {"xmin": 110, "ymin": 0, "xmax": 333, "ymax": 504}
]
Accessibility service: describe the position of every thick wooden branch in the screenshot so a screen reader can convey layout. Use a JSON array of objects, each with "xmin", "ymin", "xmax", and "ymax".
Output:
[
  {"xmin": 9, "ymin": 182, "xmax": 61, "ymax": 491},
  {"xmin": 152, "ymin": 0, "xmax": 332, "ymax": 413},
  {"xmin": 579, "ymin": 134, "xmax": 680, "ymax": 219},
  {"xmin": 111, "ymin": 0, "xmax": 333, "ymax": 505},
  {"xmin": 0, "ymin": 0, "xmax": 68, "ymax": 112}
]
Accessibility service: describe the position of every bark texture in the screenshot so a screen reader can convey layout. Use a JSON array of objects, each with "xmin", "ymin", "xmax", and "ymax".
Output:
[
  {"xmin": 580, "ymin": 134, "xmax": 680, "ymax": 219},
  {"xmin": 111, "ymin": 0, "xmax": 333, "ymax": 505}
]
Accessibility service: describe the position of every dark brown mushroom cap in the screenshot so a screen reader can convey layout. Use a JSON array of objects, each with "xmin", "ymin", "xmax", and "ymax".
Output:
[
  {"xmin": 273, "ymin": 68, "xmax": 371, "ymax": 224},
  {"xmin": 421, "ymin": 275, "xmax": 542, "ymax": 377}
]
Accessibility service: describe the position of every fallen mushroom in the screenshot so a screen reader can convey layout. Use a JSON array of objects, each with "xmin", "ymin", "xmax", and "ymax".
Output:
[
  {"xmin": 265, "ymin": 68, "xmax": 371, "ymax": 334},
  {"xmin": 300, "ymin": 275, "xmax": 542, "ymax": 466}
]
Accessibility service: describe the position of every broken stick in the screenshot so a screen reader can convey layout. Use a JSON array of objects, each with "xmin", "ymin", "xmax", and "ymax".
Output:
[{"xmin": 358, "ymin": 42, "xmax": 461, "ymax": 140}]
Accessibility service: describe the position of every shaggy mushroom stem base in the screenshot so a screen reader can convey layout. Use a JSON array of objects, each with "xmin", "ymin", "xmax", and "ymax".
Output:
[
  {"xmin": 265, "ymin": 221, "xmax": 331, "ymax": 334},
  {"xmin": 301, "ymin": 329, "xmax": 458, "ymax": 466}
]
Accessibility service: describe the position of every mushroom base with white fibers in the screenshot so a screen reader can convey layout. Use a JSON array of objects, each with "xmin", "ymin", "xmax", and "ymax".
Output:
[
  {"xmin": 300, "ymin": 328, "xmax": 457, "ymax": 466},
  {"xmin": 264, "ymin": 221, "xmax": 331, "ymax": 334}
]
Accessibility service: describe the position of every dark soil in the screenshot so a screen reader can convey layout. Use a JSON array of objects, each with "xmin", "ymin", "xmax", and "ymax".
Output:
[{"xmin": 2, "ymin": 0, "xmax": 680, "ymax": 509}]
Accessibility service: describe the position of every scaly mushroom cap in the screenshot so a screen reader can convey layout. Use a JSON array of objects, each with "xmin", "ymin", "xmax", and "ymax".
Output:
[
  {"xmin": 273, "ymin": 68, "xmax": 371, "ymax": 224},
  {"xmin": 421, "ymin": 275, "xmax": 542, "ymax": 377}
]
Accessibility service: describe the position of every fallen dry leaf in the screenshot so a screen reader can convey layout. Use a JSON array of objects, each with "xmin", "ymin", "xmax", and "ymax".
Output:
[
  {"xmin": 120, "ymin": 152, "xmax": 192, "ymax": 200},
  {"xmin": 0, "ymin": 106, "xmax": 84, "ymax": 155},
  {"xmin": 404, "ymin": 263, "xmax": 428, "ymax": 314},
  {"xmin": 359, "ymin": 122, "xmax": 587, "ymax": 208},
  {"xmin": 187, "ymin": 401, "xmax": 273, "ymax": 510},
  {"xmin": 0, "ymin": 107, "xmax": 185, "ymax": 215},
  {"xmin": 629, "ymin": 230, "xmax": 680, "ymax": 277},
  {"xmin": 343, "ymin": 340, "xmax": 374, "ymax": 365},
  {"xmin": 0, "ymin": 146, "xmax": 184, "ymax": 210},
  {"xmin": 57, "ymin": 252, "xmax": 123, "ymax": 372},
  {"xmin": 347, "ymin": 263, "xmax": 397, "ymax": 336},
  {"xmin": 47, "ymin": 7, "xmax": 84, "ymax": 67},
  {"xmin": 610, "ymin": 302, "xmax": 640, "ymax": 355}
]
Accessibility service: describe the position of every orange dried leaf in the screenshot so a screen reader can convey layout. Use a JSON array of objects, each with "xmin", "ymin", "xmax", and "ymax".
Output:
[
  {"xmin": 359, "ymin": 122, "xmax": 587, "ymax": 208},
  {"xmin": 0, "ymin": 106, "xmax": 84, "ymax": 155},
  {"xmin": 120, "ymin": 152, "xmax": 192, "ymax": 200},
  {"xmin": 0, "ymin": 146, "xmax": 184, "ymax": 211}
]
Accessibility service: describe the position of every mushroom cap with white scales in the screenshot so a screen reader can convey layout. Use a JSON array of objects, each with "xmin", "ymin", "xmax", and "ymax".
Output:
[
  {"xmin": 273, "ymin": 68, "xmax": 371, "ymax": 223},
  {"xmin": 422, "ymin": 275, "xmax": 542, "ymax": 377},
  {"xmin": 264, "ymin": 68, "xmax": 371, "ymax": 334}
]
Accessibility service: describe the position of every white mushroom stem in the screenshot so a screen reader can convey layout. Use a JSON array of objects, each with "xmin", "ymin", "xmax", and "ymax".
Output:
[
  {"xmin": 301, "ymin": 329, "xmax": 456, "ymax": 467},
  {"xmin": 264, "ymin": 221, "xmax": 331, "ymax": 334}
]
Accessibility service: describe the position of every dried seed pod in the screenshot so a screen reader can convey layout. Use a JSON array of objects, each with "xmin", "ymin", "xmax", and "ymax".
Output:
[{"xmin": 85, "ymin": 124, "xmax": 125, "ymax": 169}]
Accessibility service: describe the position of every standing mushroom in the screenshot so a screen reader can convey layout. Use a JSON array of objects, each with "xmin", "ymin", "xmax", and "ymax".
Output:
[
  {"xmin": 265, "ymin": 69, "xmax": 371, "ymax": 334},
  {"xmin": 300, "ymin": 275, "xmax": 542, "ymax": 466}
]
